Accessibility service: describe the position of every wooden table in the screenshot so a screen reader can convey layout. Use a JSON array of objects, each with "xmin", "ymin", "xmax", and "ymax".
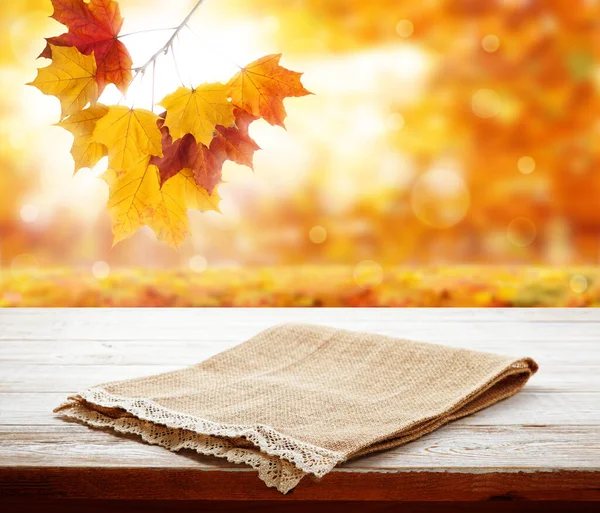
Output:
[{"xmin": 1, "ymin": 309, "xmax": 599, "ymax": 512}]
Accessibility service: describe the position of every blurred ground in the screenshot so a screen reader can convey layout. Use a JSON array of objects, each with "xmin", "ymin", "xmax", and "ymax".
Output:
[{"xmin": 2, "ymin": 266, "xmax": 598, "ymax": 307}]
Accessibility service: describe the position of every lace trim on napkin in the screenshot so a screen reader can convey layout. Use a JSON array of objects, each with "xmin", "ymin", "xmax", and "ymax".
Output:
[{"xmin": 55, "ymin": 387, "xmax": 345, "ymax": 493}]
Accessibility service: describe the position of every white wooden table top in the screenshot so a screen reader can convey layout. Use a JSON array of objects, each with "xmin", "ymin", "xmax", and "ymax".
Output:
[{"xmin": 1, "ymin": 308, "xmax": 599, "ymax": 501}]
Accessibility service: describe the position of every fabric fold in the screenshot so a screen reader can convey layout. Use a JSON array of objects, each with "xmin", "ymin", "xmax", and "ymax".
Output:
[{"xmin": 55, "ymin": 323, "xmax": 538, "ymax": 493}]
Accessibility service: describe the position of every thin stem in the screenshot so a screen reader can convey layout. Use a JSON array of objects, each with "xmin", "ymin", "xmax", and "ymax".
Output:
[
  {"xmin": 151, "ymin": 60, "xmax": 156, "ymax": 112},
  {"xmin": 119, "ymin": 27, "xmax": 178, "ymax": 38},
  {"xmin": 133, "ymin": 0, "xmax": 207, "ymax": 75},
  {"xmin": 170, "ymin": 37, "xmax": 187, "ymax": 87}
]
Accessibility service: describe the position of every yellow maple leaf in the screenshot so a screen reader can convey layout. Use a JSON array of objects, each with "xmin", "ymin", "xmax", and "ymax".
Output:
[
  {"xmin": 158, "ymin": 84, "xmax": 235, "ymax": 146},
  {"xmin": 103, "ymin": 161, "xmax": 221, "ymax": 248},
  {"xmin": 57, "ymin": 104, "xmax": 109, "ymax": 173},
  {"xmin": 28, "ymin": 44, "xmax": 98, "ymax": 119},
  {"xmin": 92, "ymin": 106, "xmax": 163, "ymax": 175},
  {"xmin": 227, "ymin": 54, "xmax": 312, "ymax": 127}
]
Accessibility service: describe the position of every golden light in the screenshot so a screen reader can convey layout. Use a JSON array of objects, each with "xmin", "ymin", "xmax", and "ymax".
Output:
[
  {"xmin": 11, "ymin": 254, "xmax": 39, "ymax": 276},
  {"xmin": 517, "ymin": 156, "xmax": 536, "ymax": 174},
  {"xmin": 386, "ymin": 112, "xmax": 405, "ymax": 131},
  {"xmin": 92, "ymin": 261, "xmax": 110, "ymax": 279},
  {"xmin": 189, "ymin": 255, "xmax": 208, "ymax": 273},
  {"xmin": 411, "ymin": 163, "xmax": 470, "ymax": 229},
  {"xmin": 481, "ymin": 35, "xmax": 500, "ymax": 53},
  {"xmin": 353, "ymin": 260, "xmax": 383, "ymax": 287},
  {"xmin": 570, "ymin": 275, "xmax": 588, "ymax": 293},
  {"xmin": 20, "ymin": 204, "xmax": 39, "ymax": 224},
  {"xmin": 507, "ymin": 218, "xmax": 537, "ymax": 247},
  {"xmin": 3, "ymin": 0, "xmax": 597, "ymax": 279},
  {"xmin": 396, "ymin": 20, "xmax": 414, "ymax": 38},
  {"xmin": 309, "ymin": 226, "xmax": 327, "ymax": 244},
  {"xmin": 472, "ymin": 89, "xmax": 502, "ymax": 118}
]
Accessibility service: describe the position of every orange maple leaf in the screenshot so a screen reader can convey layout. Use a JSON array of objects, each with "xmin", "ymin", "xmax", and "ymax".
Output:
[
  {"xmin": 151, "ymin": 109, "xmax": 260, "ymax": 193},
  {"xmin": 227, "ymin": 54, "xmax": 312, "ymax": 127},
  {"xmin": 40, "ymin": 0, "xmax": 132, "ymax": 94},
  {"xmin": 211, "ymin": 108, "xmax": 261, "ymax": 170}
]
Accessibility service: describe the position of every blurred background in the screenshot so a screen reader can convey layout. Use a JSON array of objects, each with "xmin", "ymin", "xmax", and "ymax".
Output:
[{"xmin": 1, "ymin": 0, "xmax": 599, "ymax": 306}]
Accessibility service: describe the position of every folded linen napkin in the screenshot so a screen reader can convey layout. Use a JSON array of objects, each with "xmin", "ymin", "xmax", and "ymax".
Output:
[{"xmin": 55, "ymin": 323, "xmax": 538, "ymax": 493}]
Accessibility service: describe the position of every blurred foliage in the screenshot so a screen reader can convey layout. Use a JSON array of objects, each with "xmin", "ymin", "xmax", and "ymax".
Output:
[
  {"xmin": 222, "ymin": 0, "xmax": 600, "ymax": 265},
  {"xmin": 1, "ymin": 266, "xmax": 598, "ymax": 306},
  {"xmin": 1, "ymin": 0, "xmax": 599, "ymax": 301}
]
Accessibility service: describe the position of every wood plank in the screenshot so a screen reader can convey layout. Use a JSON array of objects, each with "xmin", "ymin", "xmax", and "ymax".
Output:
[
  {"xmin": 1, "ymin": 307, "xmax": 599, "ymax": 323},
  {"xmin": 2, "ymin": 363, "xmax": 596, "ymax": 392},
  {"xmin": 1, "ymin": 308, "xmax": 598, "ymax": 503},
  {"xmin": 3, "ymin": 500, "xmax": 600, "ymax": 513},
  {"xmin": 1, "ymin": 339, "xmax": 597, "ymax": 366},
  {"xmin": 1, "ymin": 309, "xmax": 599, "ymax": 342},
  {"xmin": 2, "ymin": 392, "xmax": 599, "ymax": 426},
  {"xmin": 1, "ymin": 425, "xmax": 598, "ymax": 472},
  {"xmin": 0, "ymin": 467, "xmax": 598, "ymax": 501},
  {"xmin": 1, "ymin": 321, "xmax": 598, "ymax": 342}
]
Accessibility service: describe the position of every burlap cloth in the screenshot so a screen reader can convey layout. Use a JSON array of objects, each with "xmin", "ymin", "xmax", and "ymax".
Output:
[{"xmin": 55, "ymin": 323, "xmax": 538, "ymax": 493}]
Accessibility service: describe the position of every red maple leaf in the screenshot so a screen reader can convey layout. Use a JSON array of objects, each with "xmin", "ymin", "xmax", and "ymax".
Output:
[
  {"xmin": 151, "ymin": 109, "xmax": 260, "ymax": 194},
  {"xmin": 40, "ymin": 0, "xmax": 132, "ymax": 94}
]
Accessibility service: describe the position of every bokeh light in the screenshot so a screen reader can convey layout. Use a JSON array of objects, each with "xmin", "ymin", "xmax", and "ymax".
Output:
[
  {"xmin": 507, "ymin": 218, "xmax": 537, "ymax": 248},
  {"xmin": 411, "ymin": 163, "xmax": 470, "ymax": 229},
  {"xmin": 570, "ymin": 275, "xmax": 588, "ymax": 294},
  {"xmin": 189, "ymin": 255, "xmax": 208, "ymax": 273},
  {"xmin": 395, "ymin": 20, "xmax": 413, "ymax": 38},
  {"xmin": 309, "ymin": 226, "xmax": 327, "ymax": 244},
  {"xmin": 92, "ymin": 261, "xmax": 110, "ymax": 279},
  {"xmin": 517, "ymin": 156, "xmax": 536, "ymax": 175},
  {"xmin": 19, "ymin": 204, "xmax": 39, "ymax": 223},
  {"xmin": 481, "ymin": 34, "xmax": 500, "ymax": 53},
  {"xmin": 471, "ymin": 89, "xmax": 502, "ymax": 118}
]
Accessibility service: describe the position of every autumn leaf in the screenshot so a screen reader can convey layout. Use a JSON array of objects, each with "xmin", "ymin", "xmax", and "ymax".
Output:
[
  {"xmin": 158, "ymin": 84, "xmax": 235, "ymax": 146},
  {"xmin": 103, "ymin": 160, "xmax": 220, "ymax": 247},
  {"xmin": 57, "ymin": 104, "xmax": 109, "ymax": 172},
  {"xmin": 92, "ymin": 106, "xmax": 163, "ymax": 175},
  {"xmin": 40, "ymin": 0, "xmax": 133, "ymax": 94},
  {"xmin": 28, "ymin": 44, "xmax": 98, "ymax": 119},
  {"xmin": 230, "ymin": 107, "xmax": 258, "ymax": 133},
  {"xmin": 149, "ymin": 121, "xmax": 221, "ymax": 194},
  {"xmin": 150, "ymin": 108, "xmax": 259, "ymax": 193},
  {"xmin": 227, "ymin": 54, "xmax": 312, "ymax": 127},
  {"xmin": 211, "ymin": 110, "xmax": 261, "ymax": 170},
  {"xmin": 31, "ymin": 0, "xmax": 312, "ymax": 251}
]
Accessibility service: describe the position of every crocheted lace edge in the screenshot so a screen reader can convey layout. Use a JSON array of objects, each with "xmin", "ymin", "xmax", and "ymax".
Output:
[{"xmin": 55, "ymin": 387, "xmax": 345, "ymax": 493}]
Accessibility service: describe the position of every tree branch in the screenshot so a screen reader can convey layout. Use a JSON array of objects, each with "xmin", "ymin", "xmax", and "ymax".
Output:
[{"xmin": 132, "ymin": 0, "xmax": 206, "ymax": 76}]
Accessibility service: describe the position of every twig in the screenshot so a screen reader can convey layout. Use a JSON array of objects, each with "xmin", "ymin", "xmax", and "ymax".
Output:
[
  {"xmin": 151, "ymin": 60, "xmax": 156, "ymax": 112},
  {"xmin": 114, "ymin": 0, "xmax": 205, "ymax": 109},
  {"xmin": 118, "ymin": 27, "xmax": 178, "ymax": 38},
  {"xmin": 133, "ymin": 0, "xmax": 206, "ymax": 76},
  {"xmin": 171, "ymin": 35, "xmax": 187, "ymax": 87}
]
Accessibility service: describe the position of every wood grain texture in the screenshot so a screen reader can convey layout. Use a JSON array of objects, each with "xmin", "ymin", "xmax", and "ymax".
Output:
[
  {"xmin": 3, "ymin": 501, "xmax": 600, "ymax": 513},
  {"xmin": 0, "ymin": 308, "xmax": 598, "ymax": 503},
  {"xmin": 1, "ymin": 308, "xmax": 600, "ymax": 341},
  {"xmin": 2, "ymin": 339, "xmax": 598, "ymax": 365},
  {"xmin": 1, "ymin": 425, "xmax": 598, "ymax": 471},
  {"xmin": 1, "ymin": 467, "xmax": 598, "ymax": 501},
  {"xmin": 3, "ymin": 392, "xmax": 599, "ymax": 426}
]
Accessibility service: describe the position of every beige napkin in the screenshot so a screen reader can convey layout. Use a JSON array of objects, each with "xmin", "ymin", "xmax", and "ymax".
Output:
[{"xmin": 55, "ymin": 323, "xmax": 538, "ymax": 493}]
